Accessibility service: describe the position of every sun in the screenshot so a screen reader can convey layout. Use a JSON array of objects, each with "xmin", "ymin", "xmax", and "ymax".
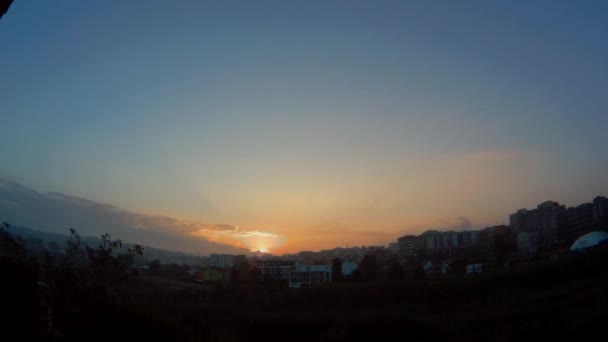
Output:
[{"xmin": 250, "ymin": 246, "xmax": 270, "ymax": 253}]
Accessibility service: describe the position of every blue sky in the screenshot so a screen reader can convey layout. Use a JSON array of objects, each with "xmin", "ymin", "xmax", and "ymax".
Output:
[{"xmin": 1, "ymin": 1, "xmax": 607, "ymax": 253}]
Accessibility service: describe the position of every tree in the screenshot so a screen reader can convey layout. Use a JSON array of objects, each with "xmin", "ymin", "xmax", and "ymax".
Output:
[
  {"xmin": 0, "ymin": 221, "xmax": 27, "ymax": 259},
  {"xmin": 331, "ymin": 257, "xmax": 343, "ymax": 282},
  {"xmin": 388, "ymin": 261, "xmax": 404, "ymax": 281},
  {"xmin": 63, "ymin": 228, "xmax": 85, "ymax": 266},
  {"xmin": 357, "ymin": 255, "xmax": 378, "ymax": 282},
  {"xmin": 85, "ymin": 233, "xmax": 143, "ymax": 285},
  {"xmin": 230, "ymin": 265, "xmax": 240, "ymax": 286},
  {"xmin": 0, "ymin": 221, "xmax": 41, "ymax": 339}
]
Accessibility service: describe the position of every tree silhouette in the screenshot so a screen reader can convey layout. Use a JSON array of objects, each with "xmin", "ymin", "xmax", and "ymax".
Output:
[
  {"xmin": 331, "ymin": 257, "xmax": 343, "ymax": 282},
  {"xmin": 388, "ymin": 261, "xmax": 404, "ymax": 281},
  {"xmin": 0, "ymin": 221, "xmax": 42, "ymax": 338},
  {"xmin": 230, "ymin": 265, "xmax": 240, "ymax": 287},
  {"xmin": 85, "ymin": 232, "xmax": 143, "ymax": 286},
  {"xmin": 357, "ymin": 255, "xmax": 378, "ymax": 282},
  {"xmin": 0, "ymin": 221, "xmax": 28, "ymax": 259}
]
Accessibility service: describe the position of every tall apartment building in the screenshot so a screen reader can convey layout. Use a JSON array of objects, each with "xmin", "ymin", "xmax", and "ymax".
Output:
[
  {"xmin": 558, "ymin": 196, "xmax": 608, "ymax": 244},
  {"xmin": 476, "ymin": 225, "xmax": 517, "ymax": 264},
  {"xmin": 509, "ymin": 201, "xmax": 565, "ymax": 248},
  {"xmin": 397, "ymin": 235, "xmax": 417, "ymax": 258},
  {"xmin": 457, "ymin": 230, "xmax": 478, "ymax": 248},
  {"xmin": 592, "ymin": 196, "xmax": 608, "ymax": 229}
]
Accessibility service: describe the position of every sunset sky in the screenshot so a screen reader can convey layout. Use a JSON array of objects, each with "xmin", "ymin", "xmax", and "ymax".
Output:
[{"xmin": 1, "ymin": 1, "xmax": 607, "ymax": 254}]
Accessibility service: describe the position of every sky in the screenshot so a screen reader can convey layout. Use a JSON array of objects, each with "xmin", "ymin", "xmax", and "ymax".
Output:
[{"xmin": 1, "ymin": 0, "xmax": 607, "ymax": 254}]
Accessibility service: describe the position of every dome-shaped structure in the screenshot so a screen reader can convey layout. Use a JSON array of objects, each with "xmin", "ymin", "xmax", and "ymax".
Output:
[{"xmin": 570, "ymin": 231, "xmax": 608, "ymax": 251}]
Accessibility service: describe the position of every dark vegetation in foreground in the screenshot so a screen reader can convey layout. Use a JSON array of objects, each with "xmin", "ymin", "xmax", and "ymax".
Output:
[{"xmin": 1, "ymin": 221, "xmax": 607, "ymax": 341}]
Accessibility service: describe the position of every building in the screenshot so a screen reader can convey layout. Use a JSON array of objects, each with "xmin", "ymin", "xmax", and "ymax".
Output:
[
  {"xmin": 208, "ymin": 254, "xmax": 246, "ymax": 270},
  {"xmin": 509, "ymin": 201, "xmax": 565, "ymax": 249},
  {"xmin": 289, "ymin": 264, "xmax": 332, "ymax": 288},
  {"xmin": 510, "ymin": 209, "xmax": 529, "ymax": 231},
  {"xmin": 592, "ymin": 196, "xmax": 608, "ymax": 227},
  {"xmin": 558, "ymin": 203, "xmax": 594, "ymax": 244},
  {"xmin": 555, "ymin": 196, "xmax": 608, "ymax": 246},
  {"xmin": 537, "ymin": 201, "xmax": 565, "ymax": 247},
  {"xmin": 397, "ymin": 235, "xmax": 417, "ymax": 258},
  {"xmin": 373, "ymin": 247, "xmax": 397, "ymax": 265},
  {"xmin": 457, "ymin": 230, "xmax": 478, "ymax": 248},
  {"xmin": 422, "ymin": 260, "xmax": 450, "ymax": 275},
  {"xmin": 388, "ymin": 242, "xmax": 399, "ymax": 254},
  {"xmin": 419, "ymin": 230, "xmax": 442, "ymax": 250},
  {"xmin": 399, "ymin": 229, "xmax": 480, "ymax": 262},
  {"xmin": 255, "ymin": 259, "xmax": 295, "ymax": 280},
  {"xmin": 478, "ymin": 225, "xmax": 514, "ymax": 258},
  {"xmin": 517, "ymin": 231, "xmax": 539, "ymax": 253}
]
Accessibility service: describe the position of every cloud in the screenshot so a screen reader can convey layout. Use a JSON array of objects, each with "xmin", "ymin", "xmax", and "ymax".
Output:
[
  {"xmin": 0, "ymin": 178, "xmax": 249, "ymax": 255},
  {"xmin": 438, "ymin": 216, "xmax": 474, "ymax": 231},
  {"xmin": 197, "ymin": 223, "xmax": 238, "ymax": 231},
  {"xmin": 190, "ymin": 225, "xmax": 282, "ymax": 251},
  {"xmin": 456, "ymin": 216, "xmax": 473, "ymax": 230},
  {"xmin": 233, "ymin": 230, "xmax": 277, "ymax": 238}
]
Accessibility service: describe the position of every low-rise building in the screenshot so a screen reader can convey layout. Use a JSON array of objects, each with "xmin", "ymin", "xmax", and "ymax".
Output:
[
  {"xmin": 255, "ymin": 259, "xmax": 295, "ymax": 280},
  {"xmin": 209, "ymin": 254, "xmax": 246, "ymax": 269},
  {"xmin": 289, "ymin": 264, "xmax": 331, "ymax": 288}
]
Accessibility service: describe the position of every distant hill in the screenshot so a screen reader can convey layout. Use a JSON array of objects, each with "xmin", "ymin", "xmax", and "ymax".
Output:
[
  {"xmin": 0, "ymin": 178, "xmax": 250, "ymax": 255},
  {"xmin": 5, "ymin": 224, "xmax": 211, "ymax": 266}
]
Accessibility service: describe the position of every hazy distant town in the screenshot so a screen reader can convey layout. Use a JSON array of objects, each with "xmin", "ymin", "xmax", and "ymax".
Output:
[{"xmin": 197, "ymin": 195, "xmax": 608, "ymax": 287}]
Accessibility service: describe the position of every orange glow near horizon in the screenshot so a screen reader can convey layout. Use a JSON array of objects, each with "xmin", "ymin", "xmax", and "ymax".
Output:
[{"xmin": 175, "ymin": 148, "xmax": 537, "ymax": 254}]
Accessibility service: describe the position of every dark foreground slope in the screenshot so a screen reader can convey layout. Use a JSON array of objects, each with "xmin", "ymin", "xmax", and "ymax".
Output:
[{"xmin": 117, "ymin": 248, "xmax": 607, "ymax": 341}]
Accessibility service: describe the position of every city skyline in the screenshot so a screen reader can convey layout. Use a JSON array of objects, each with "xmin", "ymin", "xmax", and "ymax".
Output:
[{"xmin": 1, "ymin": 1, "xmax": 608, "ymax": 254}]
